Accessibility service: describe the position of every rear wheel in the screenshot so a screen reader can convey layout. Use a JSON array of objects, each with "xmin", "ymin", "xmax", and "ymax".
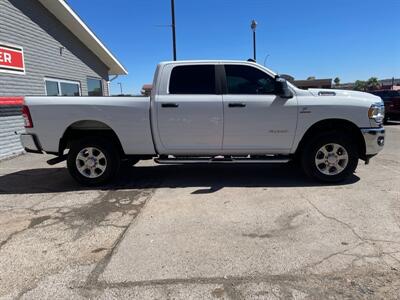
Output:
[
  {"xmin": 67, "ymin": 138, "xmax": 120, "ymax": 186},
  {"xmin": 301, "ymin": 133, "xmax": 358, "ymax": 182}
]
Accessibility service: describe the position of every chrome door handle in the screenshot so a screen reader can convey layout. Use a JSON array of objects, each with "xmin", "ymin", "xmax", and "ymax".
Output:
[
  {"xmin": 161, "ymin": 103, "xmax": 179, "ymax": 108},
  {"xmin": 228, "ymin": 103, "xmax": 246, "ymax": 108}
]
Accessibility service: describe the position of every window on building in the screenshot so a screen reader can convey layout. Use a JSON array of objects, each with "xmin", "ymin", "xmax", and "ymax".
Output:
[
  {"xmin": 45, "ymin": 81, "xmax": 59, "ymax": 96},
  {"xmin": 87, "ymin": 78, "xmax": 103, "ymax": 96},
  {"xmin": 224, "ymin": 65, "xmax": 276, "ymax": 95},
  {"xmin": 44, "ymin": 78, "xmax": 81, "ymax": 96},
  {"xmin": 60, "ymin": 82, "xmax": 80, "ymax": 96},
  {"xmin": 169, "ymin": 65, "xmax": 216, "ymax": 94}
]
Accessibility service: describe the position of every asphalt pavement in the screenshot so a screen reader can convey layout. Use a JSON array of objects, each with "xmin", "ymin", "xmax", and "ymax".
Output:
[{"xmin": 0, "ymin": 123, "xmax": 399, "ymax": 299}]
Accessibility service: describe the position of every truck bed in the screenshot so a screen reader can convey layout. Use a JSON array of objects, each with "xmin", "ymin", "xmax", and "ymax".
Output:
[{"xmin": 24, "ymin": 96, "xmax": 156, "ymax": 155}]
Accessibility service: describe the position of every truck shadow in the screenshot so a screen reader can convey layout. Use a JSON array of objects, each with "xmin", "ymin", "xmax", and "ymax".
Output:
[
  {"xmin": 386, "ymin": 121, "xmax": 400, "ymax": 125},
  {"xmin": 0, "ymin": 164, "xmax": 359, "ymax": 195}
]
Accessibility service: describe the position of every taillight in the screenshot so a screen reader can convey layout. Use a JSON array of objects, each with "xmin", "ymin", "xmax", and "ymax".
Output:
[{"xmin": 22, "ymin": 105, "xmax": 33, "ymax": 128}]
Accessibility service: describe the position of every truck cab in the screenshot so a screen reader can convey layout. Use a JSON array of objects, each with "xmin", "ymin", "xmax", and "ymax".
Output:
[{"xmin": 151, "ymin": 61, "xmax": 298, "ymax": 155}]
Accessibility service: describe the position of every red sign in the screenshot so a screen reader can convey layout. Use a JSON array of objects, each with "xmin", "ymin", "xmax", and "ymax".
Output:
[{"xmin": 0, "ymin": 43, "xmax": 25, "ymax": 74}]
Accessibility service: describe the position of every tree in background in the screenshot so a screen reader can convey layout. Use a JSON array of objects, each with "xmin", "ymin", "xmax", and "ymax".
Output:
[
  {"xmin": 307, "ymin": 76, "xmax": 316, "ymax": 80},
  {"xmin": 366, "ymin": 77, "xmax": 380, "ymax": 91},
  {"xmin": 334, "ymin": 77, "xmax": 340, "ymax": 86},
  {"xmin": 354, "ymin": 80, "xmax": 367, "ymax": 91}
]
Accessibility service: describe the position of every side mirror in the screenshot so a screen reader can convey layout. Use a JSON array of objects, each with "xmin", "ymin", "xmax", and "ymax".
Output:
[{"xmin": 275, "ymin": 77, "xmax": 293, "ymax": 99}]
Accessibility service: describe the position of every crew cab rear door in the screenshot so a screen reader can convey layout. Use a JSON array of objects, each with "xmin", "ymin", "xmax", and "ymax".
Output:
[
  {"xmin": 154, "ymin": 64, "xmax": 223, "ymax": 153},
  {"xmin": 221, "ymin": 64, "xmax": 298, "ymax": 153}
]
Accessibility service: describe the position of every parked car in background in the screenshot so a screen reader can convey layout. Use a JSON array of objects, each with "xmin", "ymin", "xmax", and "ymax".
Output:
[
  {"xmin": 371, "ymin": 90, "xmax": 400, "ymax": 123},
  {"xmin": 19, "ymin": 60, "xmax": 385, "ymax": 186}
]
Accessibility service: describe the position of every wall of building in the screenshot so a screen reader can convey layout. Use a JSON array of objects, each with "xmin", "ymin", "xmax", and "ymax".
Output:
[
  {"xmin": 0, "ymin": 0, "xmax": 110, "ymax": 97},
  {"xmin": 0, "ymin": 102, "xmax": 24, "ymax": 159},
  {"xmin": 293, "ymin": 79, "xmax": 332, "ymax": 90},
  {"xmin": 0, "ymin": 0, "xmax": 113, "ymax": 159}
]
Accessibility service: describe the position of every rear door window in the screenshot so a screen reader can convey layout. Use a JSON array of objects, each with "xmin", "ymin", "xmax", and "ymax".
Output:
[{"xmin": 169, "ymin": 65, "xmax": 216, "ymax": 94}]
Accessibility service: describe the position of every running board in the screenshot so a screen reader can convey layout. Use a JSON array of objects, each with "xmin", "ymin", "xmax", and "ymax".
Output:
[
  {"xmin": 47, "ymin": 154, "xmax": 67, "ymax": 165},
  {"xmin": 154, "ymin": 156, "xmax": 290, "ymax": 165}
]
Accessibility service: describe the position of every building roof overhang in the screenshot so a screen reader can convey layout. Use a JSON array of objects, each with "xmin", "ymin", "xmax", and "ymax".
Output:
[{"xmin": 38, "ymin": 0, "xmax": 128, "ymax": 75}]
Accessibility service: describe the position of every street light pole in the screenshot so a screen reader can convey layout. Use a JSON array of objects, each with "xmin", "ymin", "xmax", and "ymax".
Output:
[
  {"xmin": 251, "ymin": 20, "xmax": 257, "ymax": 61},
  {"xmin": 171, "ymin": 0, "xmax": 177, "ymax": 61},
  {"xmin": 118, "ymin": 82, "xmax": 123, "ymax": 95},
  {"xmin": 263, "ymin": 54, "xmax": 270, "ymax": 66}
]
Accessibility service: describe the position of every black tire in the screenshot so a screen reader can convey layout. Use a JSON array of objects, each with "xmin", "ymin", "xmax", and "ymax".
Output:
[
  {"xmin": 67, "ymin": 138, "xmax": 120, "ymax": 186},
  {"xmin": 301, "ymin": 132, "xmax": 358, "ymax": 183}
]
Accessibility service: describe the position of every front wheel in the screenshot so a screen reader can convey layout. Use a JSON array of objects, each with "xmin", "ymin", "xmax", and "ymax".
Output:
[
  {"xmin": 301, "ymin": 133, "xmax": 359, "ymax": 183},
  {"xmin": 67, "ymin": 138, "xmax": 120, "ymax": 186}
]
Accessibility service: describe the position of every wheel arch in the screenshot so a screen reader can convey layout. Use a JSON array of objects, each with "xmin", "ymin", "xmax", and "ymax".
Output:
[
  {"xmin": 59, "ymin": 120, "xmax": 125, "ymax": 156},
  {"xmin": 295, "ymin": 119, "xmax": 366, "ymax": 161}
]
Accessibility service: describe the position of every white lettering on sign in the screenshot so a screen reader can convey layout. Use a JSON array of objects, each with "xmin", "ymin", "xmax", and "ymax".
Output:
[
  {"xmin": 0, "ymin": 52, "xmax": 12, "ymax": 63},
  {"xmin": 4, "ymin": 52, "xmax": 11, "ymax": 63}
]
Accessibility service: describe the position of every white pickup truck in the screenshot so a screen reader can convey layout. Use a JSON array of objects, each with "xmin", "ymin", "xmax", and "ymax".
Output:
[{"xmin": 20, "ymin": 60, "xmax": 385, "ymax": 185}]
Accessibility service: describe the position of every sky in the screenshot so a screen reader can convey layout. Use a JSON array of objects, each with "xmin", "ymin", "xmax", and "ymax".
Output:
[{"xmin": 67, "ymin": 0, "xmax": 400, "ymax": 95}]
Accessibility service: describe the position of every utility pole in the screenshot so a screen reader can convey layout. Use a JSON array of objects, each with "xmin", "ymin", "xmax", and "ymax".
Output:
[
  {"xmin": 118, "ymin": 82, "xmax": 123, "ymax": 95},
  {"xmin": 171, "ymin": 0, "xmax": 177, "ymax": 61},
  {"xmin": 251, "ymin": 20, "xmax": 257, "ymax": 61}
]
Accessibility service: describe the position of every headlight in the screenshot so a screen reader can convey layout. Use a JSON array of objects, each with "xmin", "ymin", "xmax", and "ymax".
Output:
[{"xmin": 368, "ymin": 103, "xmax": 385, "ymax": 123}]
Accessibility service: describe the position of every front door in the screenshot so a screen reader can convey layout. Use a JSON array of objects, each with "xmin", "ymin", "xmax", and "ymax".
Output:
[
  {"xmin": 155, "ymin": 64, "xmax": 223, "ymax": 152},
  {"xmin": 222, "ymin": 64, "xmax": 298, "ymax": 153}
]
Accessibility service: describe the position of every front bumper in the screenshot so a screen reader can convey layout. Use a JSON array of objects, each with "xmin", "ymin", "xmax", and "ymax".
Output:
[
  {"xmin": 361, "ymin": 127, "xmax": 385, "ymax": 156},
  {"xmin": 20, "ymin": 134, "xmax": 42, "ymax": 154}
]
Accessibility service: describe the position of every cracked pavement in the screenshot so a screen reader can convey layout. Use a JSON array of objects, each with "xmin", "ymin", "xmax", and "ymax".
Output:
[{"xmin": 0, "ymin": 123, "xmax": 399, "ymax": 299}]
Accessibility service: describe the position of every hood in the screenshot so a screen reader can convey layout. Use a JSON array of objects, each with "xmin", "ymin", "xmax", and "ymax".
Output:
[{"xmin": 308, "ymin": 88, "xmax": 382, "ymax": 102}]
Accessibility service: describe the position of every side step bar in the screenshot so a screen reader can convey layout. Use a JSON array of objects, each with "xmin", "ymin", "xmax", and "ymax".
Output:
[
  {"xmin": 154, "ymin": 156, "xmax": 290, "ymax": 165},
  {"xmin": 47, "ymin": 154, "xmax": 67, "ymax": 165}
]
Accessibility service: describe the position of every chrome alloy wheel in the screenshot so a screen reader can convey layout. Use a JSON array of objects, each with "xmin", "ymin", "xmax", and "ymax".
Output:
[
  {"xmin": 315, "ymin": 143, "xmax": 349, "ymax": 176},
  {"xmin": 75, "ymin": 147, "xmax": 107, "ymax": 179}
]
